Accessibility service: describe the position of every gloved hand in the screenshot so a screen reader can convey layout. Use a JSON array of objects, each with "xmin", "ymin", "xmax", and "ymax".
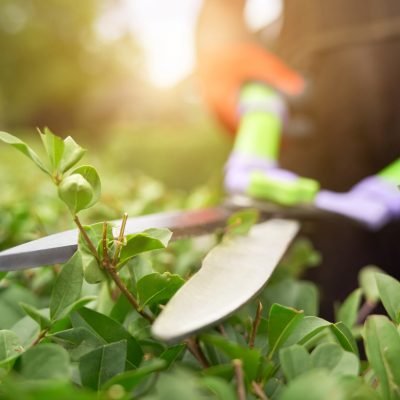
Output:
[
  {"xmin": 197, "ymin": 42, "xmax": 319, "ymax": 205},
  {"xmin": 224, "ymin": 82, "xmax": 319, "ymax": 206},
  {"xmin": 225, "ymin": 152, "xmax": 320, "ymax": 206},
  {"xmin": 197, "ymin": 43, "xmax": 304, "ymax": 133},
  {"xmin": 316, "ymin": 161, "xmax": 400, "ymax": 230}
]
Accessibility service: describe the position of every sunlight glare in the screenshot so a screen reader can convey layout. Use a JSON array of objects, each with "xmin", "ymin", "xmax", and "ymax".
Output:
[
  {"xmin": 104, "ymin": 0, "xmax": 284, "ymax": 89},
  {"xmin": 129, "ymin": 0, "xmax": 202, "ymax": 89}
]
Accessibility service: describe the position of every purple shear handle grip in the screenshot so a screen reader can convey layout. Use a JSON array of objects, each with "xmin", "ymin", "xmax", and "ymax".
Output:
[
  {"xmin": 226, "ymin": 151, "xmax": 400, "ymax": 229},
  {"xmin": 316, "ymin": 176, "xmax": 400, "ymax": 230}
]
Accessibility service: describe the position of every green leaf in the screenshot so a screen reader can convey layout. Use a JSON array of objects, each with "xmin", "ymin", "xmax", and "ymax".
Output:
[
  {"xmin": 267, "ymin": 304, "xmax": 304, "ymax": 358},
  {"xmin": 11, "ymin": 316, "xmax": 40, "ymax": 348},
  {"xmin": 0, "ymin": 286, "xmax": 40, "ymax": 330},
  {"xmin": 81, "ymin": 253, "xmax": 107, "ymax": 284},
  {"xmin": 110, "ymin": 294, "xmax": 132, "ymax": 323},
  {"xmin": 256, "ymin": 358, "xmax": 276, "ymax": 383},
  {"xmin": 0, "ymin": 379, "xmax": 97, "ymax": 400},
  {"xmin": 375, "ymin": 273, "xmax": 400, "ymax": 324},
  {"xmin": 225, "ymin": 208, "xmax": 259, "ymax": 236},
  {"xmin": 147, "ymin": 367, "xmax": 210, "ymax": 400},
  {"xmin": 51, "ymin": 327, "xmax": 104, "ymax": 361},
  {"xmin": 64, "ymin": 295, "xmax": 97, "ymax": 315},
  {"xmin": 265, "ymin": 377, "xmax": 284, "ymax": 399},
  {"xmin": 70, "ymin": 165, "xmax": 101, "ymax": 208},
  {"xmin": 0, "ymin": 272, "xmax": 7, "ymax": 282},
  {"xmin": 118, "ymin": 228, "xmax": 172, "ymax": 267},
  {"xmin": 0, "ymin": 330, "xmax": 24, "ymax": 364},
  {"xmin": 201, "ymin": 334, "xmax": 261, "ymax": 381},
  {"xmin": 202, "ymin": 364, "xmax": 234, "ymax": 381},
  {"xmin": 19, "ymin": 343, "xmax": 70, "ymax": 381},
  {"xmin": 19, "ymin": 303, "xmax": 51, "ymax": 330},
  {"xmin": 79, "ymin": 340, "xmax": 127, "ymax": 390},
  {"xmin": 330, "ymin": 322, "xmax": 358, "ymax": 356},
  {"xmin": 285, "ymin": 316, "xmax": 331, "ymax": 348},
  {"xmin": 282, "ymin": 375, "xmax": 376, "ymax": 400},
  {"xmin": 58, "ymin": 174, "xmax": 94, "ymax": 214},
  {"xmin": 279, "ymin": 344, "xmax": 311, "ymax": 382},
  {"xmin": 364, "ymin": 315, "xmax": 400, "ymax": 399},
  {"xmin": 339, "ymin": 376, "xmax": 381, "ymax": 400},
  {"xmin": 59, "ymin": 136, "xmax": 86, "ymax": 173},
  {"xmin": 39, "ymin": 127, "xmax": 65, "ymax": 172},
  {"xmin": 201, "ymin": 376, "xmax": 237, "ymax": 400},
  {"xmin": 280, "ymin": 370, "xmax": 346, "ymax": 400},
  {"xmin": 52, "ymin": 327, "xmax": 98, "ymax": 347},
  {"xmin": 336, "ymin": 288, "xmax": 362, "ymax": 328},
  {"xmin": 263, "ymin": 278, "xmax": 319, "ymax": 316},
  {"xmin": 131, "ymin": 255, "xmax": 154, "ymax": 284},
  {"xmin": 72, "ymin": 307, "xmax": 143, "ymax": 368},
  {"xmin": 136, "ymin": 272, "xmax": 184, "ymax": 309},
  {"xmin": 50, "ymin": 252, "xmax": 83, "ymax": 321},
  {"xmin": 358, "ymin": 265, "xmax": 383, "ymax": 303},
  {"xmin": 311, "ymin": 343, "xmax": 359, "ymax": 377},
  {"xmin": 159, "ymin": 344, "xmax": 185, "ymax": 368},
  {"xmin": 102, "ymin": 358, "xmax": 166, "ymax": 391},
  {"xmin": 0, "ymin": 131, "xmax": 49, "ymax": 175}
]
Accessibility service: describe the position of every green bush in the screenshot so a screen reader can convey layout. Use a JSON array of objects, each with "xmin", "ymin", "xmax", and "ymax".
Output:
[{"xmin": 0, "ymin": 130, "xmax": 399, "ymax": 400}]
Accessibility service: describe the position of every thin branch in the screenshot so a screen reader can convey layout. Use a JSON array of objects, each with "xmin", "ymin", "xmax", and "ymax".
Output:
[
  {"xmin": 356, "ymin": 300, "xmax": 377, "ymax": 325},
  {"xmin": 104, "ymin": 263, "xmax": 154, "ymax": 323},
  {"xmin": 98, "ymin": 220, "xmax": 152, "ymax": 320},
  {"xmin": 217, "ymin": 324, "xmax": 228, "ymax": 338},
  {"xmin": 102, "ymin": 222, "xmax": 109, "ymax": 262},
  {"xmin": 249, "ymin": 300, "xmax": 263, "ymax": 348},
  {"xmin": 113, "ymin": 212, "xmax": 128, "ymax": 265},
  {"xmin": 252, "ymin": 381, "xmax": 269, "ymax": 400},
  {"xmin": 73, "ymin": 215, "xmax": 100, "ymax": 262},
  {"xmin": 185, "ymin": 337, "xmax": 210, "ymax": 368},
  {"xmin": 233, "ymin": 359, "xmax": 246, "ymax": 400},
  {"xmin": 32, "ymin": 329, "xmax": 48, "ymax": 346},
  {"xmin": 75, "ymin": 215, "xmax": 152, "ymax": 323}
]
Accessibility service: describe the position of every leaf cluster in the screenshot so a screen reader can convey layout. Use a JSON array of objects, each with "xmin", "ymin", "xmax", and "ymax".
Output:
[
  {"xmin": 2, "ymin": 131, "xmax": 400, "ymax": 399},
  {"xmin": 0, "ymin": 129, "xmax": 99, "ymax": 215}
]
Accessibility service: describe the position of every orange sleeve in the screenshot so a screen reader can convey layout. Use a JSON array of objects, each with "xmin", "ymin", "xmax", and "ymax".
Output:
[{"xmin": 197, "ymin": 42, "xmax": 305, "ymax": 133}]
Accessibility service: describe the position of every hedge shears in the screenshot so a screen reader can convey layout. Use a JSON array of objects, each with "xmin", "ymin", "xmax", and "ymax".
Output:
[
  {"xmin": 0, "ymin": 195, "xmax": 358, "ymax": 343},
  {"xmin": 0, "ymin": 84, "xmax": 389, "ymax": 343}
]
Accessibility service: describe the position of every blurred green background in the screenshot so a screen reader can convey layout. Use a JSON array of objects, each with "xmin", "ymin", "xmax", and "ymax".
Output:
[{"xmin": 0, "ymin": 0, "xmax": 231, "ymax": 192}]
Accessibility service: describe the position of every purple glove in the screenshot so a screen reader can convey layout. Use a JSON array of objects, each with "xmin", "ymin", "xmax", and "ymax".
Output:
[
  {"xmin": 224, "ymin": 152, "xmax": 297, "ymax": 194},
  {"xmin": 224, "ymin": 152, "xmax": 320, "ymax": 205},
  {"xmin": 316, "ymin": 176, "xmax": 400, "ymax": 230}
]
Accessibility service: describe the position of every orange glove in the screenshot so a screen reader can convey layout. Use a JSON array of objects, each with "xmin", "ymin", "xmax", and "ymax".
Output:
[{"xmin": 197, "ymin": 42, "xmax": 305, "ymax": 133}]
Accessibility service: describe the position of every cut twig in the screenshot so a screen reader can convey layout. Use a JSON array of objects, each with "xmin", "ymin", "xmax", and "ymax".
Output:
[
  {"xmin": 249, "ymin": 300, "xmax": 263, "ymax": 348},
  {"xmin": 185, "ymin": 337, "xmax": 210, "ymax": 368},
  {"xmin": 233, "ymin": 359, "xmax": 246, "ymax": 400},
  {"xmin": 217, "ymin": 324, "xmax": 228, "ymax": 337},
  {"xmin": 103, "ymin": 262, "xmax": 153, "ymax": 323},
  {"xmin": 113, "ymin": 212, "xmax": 128, "ymax": 265},
  {"xmin": 98, "ymin": 217, "xmax": 153, "ymax": 322},
  {"xmin": 252, "ymin": 381, "xmax": 268, "ymax": 400},
  {"xmin": 102, "ymin": 222, "xmax": 109, "ymax": 263}
]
